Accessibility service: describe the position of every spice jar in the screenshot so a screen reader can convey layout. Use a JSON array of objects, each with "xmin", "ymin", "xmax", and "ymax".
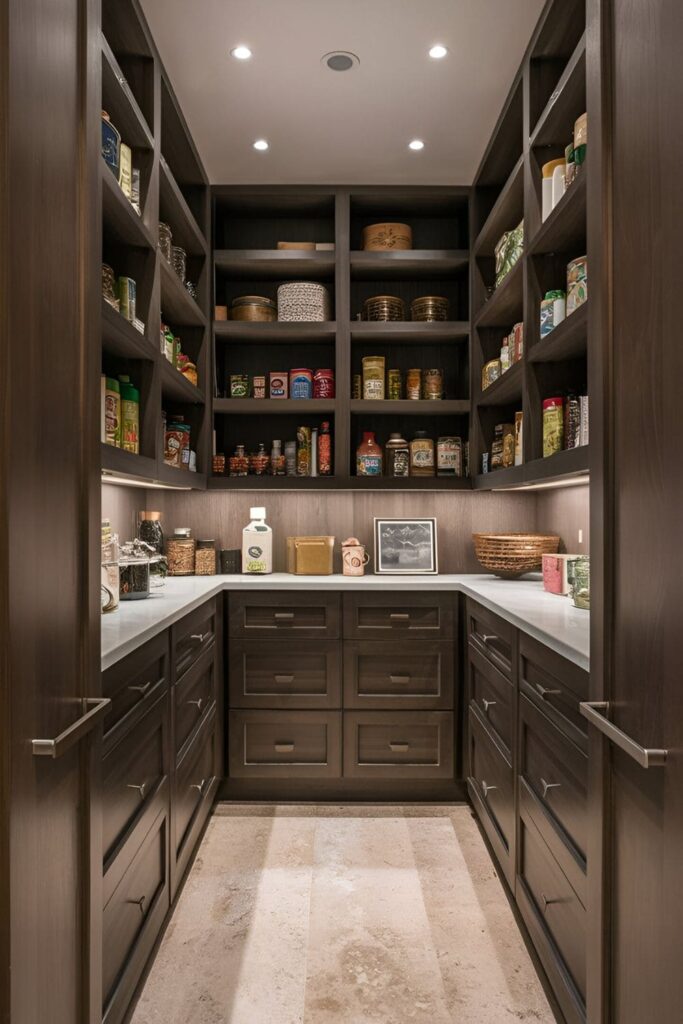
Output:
[
  {"xmin": 166, "ymin": 528, "xmax": 195, "ymax": 576},
  {"xmin": 410, "ymin": 431, "xmax": 435, "ymax": 476},
  {"xmin": 423, "ymin": 368, "xmax": 444, "ymax": 400},
  {"xmin": 195, "ymin": 540, "xmax": 216, "ymax": 576},
  {"xmin": 158, "ymin": 222, "xmax": 173, "ymax": 262},
  {"xmin": 543, "ymin": 397, "xmax": 564, "ymax": 457},
  {"xmin": 406, "ymin": 368, "xmax": 421, "ymax": 400}
]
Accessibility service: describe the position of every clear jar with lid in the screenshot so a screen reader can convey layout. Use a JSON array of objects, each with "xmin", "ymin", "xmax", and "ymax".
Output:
[
  {"xmin": 568, "ymin": 556, "xmax": 590, "ymax": 610},
  {"xmin": 166, "ymin": 527, "xmax": 195, "ymax": 576},
  {"xmin": 158, "ymin": 222, "xmax": 173, "ymax": 263},
  {"xmin": 138, "ymin": 511, "xmax": 164, "ymax": 553},
  {"xmin": 195, "ymin": 540, "xmax": 216, "ymax": 576}
]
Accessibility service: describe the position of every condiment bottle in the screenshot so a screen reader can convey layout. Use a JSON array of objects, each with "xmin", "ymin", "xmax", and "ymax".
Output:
[
  {"xmin": 356, "ymin": 431, "xmax": 383, "ymax": 476},
  {"xmin": 410, "ymin": 430, "xmax": 435, "ymax": 476},
  {"xmin": 242, "ymin": 507, "xmax": 272, "ymax": 574},
  {"xmin": 271, "ymin": 440, "xmax": 286, "ymax": 475},
  {"xmin": 385, "ymin": 433, "xmax": 410, "ymax": 477}
]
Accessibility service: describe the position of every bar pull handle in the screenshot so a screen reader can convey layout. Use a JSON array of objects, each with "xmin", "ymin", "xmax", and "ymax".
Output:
[
  {"xmin": 540, "ymin": 778, "xmax": 561, "ymax": 798},
  {"xmin": 579, "ymin": 701, "xmax": 668, "ymax": 768},
  {"xmin": 389, "ymin": 741, "xmax": 409, "ymax": 753},
  {"xmin": 187, "ymin": 698, "xmax": 204, "ymax": 712},
  {"xmin": 541, "ymin": 893, "xmax": 562, "ymax": 913},
  {"xmin": 481, "ymin": 634, "xmax": 498, "ymax": 644},
  {"xmin": 190, "ymin": 779, "xmax": 206, "ymax": 793},
  {"xmin": 389, "ymin": 612, "xmax": 410, "ymax": 623},
  {"xmin": 481, "ymin": 781, "xmax": 497, "ymax": 799},
  {"xmin": 126, "ymin": 895, "xmax": 146, "ymax": 916},
  {"xmin": 190, "ymin": 633, "xmax": 205, "ymax": 643},
  {"xmin": 127, "ymin": 782, "xmax": 147, "ymax": 799},
  {"xmin": 274, "ymin": 674, "xmax": 295, "ymax": 684},
  {"xmin": 481, "ymin": 698, "xmax": 497, "ymax": 713},
  {"xmin": 274, "ymin": 742, "xmax": 295, "ymax": 753},
  {"xmin": 274, "ymin": 612, "xmax": 294, "ymax": 623},
  {"xmin": 535, "ymin": 683, "xmax": 561, "ymax": 701},
  {"xmin": 389, "ymin": 674, "xmax": 411, "ymax": 685},
  {"xmin": 128, "ymin": 680, "xmax": 152, "ymax": 696},
  {"xmin": 32, "ymin": 697, "xmax": 111, "ymax": 758}
]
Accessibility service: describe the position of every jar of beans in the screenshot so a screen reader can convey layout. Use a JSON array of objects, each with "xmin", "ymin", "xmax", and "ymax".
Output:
[
  {"xmin": 166, "ymin": 527, "xmax": 195, "ymax": 575},
  {"xmin": 195, "ymin": 539, "xmax": 216, "ymax": 576}
]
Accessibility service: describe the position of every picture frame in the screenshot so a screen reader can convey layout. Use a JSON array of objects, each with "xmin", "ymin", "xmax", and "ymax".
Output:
[{"xmin": 373, "ymin": 518, "xmax": 438, "ymax": 575}]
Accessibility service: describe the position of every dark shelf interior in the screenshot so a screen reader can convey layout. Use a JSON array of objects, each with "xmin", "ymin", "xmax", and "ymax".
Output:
[{"xmin": 474, "ymin": 260, "xmax": 524, "ymax": 328}]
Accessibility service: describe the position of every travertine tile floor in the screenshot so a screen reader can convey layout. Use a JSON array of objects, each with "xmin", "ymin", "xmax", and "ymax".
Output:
[{"xmin": 131, "ymin": 804, "xmax": 554, "ymax": 1024}]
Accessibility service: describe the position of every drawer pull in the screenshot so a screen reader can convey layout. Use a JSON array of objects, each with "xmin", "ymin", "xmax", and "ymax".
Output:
[
  {"xmin": 274, "ymin": 674, "xmax": 295, "ymax": 684},
  {"xmin": 187, "ymin": 698, "xmax": 204, "ymax": 712},
  {"xmin": 389, "ymin": 612, "xmax": 410, "ymax": 623},
  {"xmin": 126, "ymin": 895, "xmax": 146, "ymax": 916},
  {"xmin": 274, "ymin": 742, "xmax": 295, "ymax": 753},
  {"xmin": 481, "ymin": 698, "xmax": 497, "ymax": 713},
  {"xmin": 481, "ymin": 781, "xmax": 497, "ymax": 799},
  {"xmin": 579, "ymin": 701, "xmax": 668, "ymax": 769},
  {"xmin": 389, "ymin": 741, "xmax": 410, "ymax": 753},
  {"xmin": 541, "ymin": 892, "xmax": 563, "ymax": 913},
  {"xmin": 389, "ymin": 674, "xmax": 411, "ymax": 685},
  {"xmin": 126, "ymin": 782, "xmax": 147, "ymax": 799},
  {"xmin": 128, "ymin": 680, "xmax": 152, "ymax": 696},
  {"xmin": 190, "ymin": 778, "xmax": 206, "ymax": 794},
  {"xmin": 481, "ymin": 634, "xmax": 498, "ymax": 644},
  {"xmin": 274, "ymin": 612, "xmax": 295, "ymax": 623},
  {"xmin": 535, "ymin": 684, "xmax": 562, "ymax": 701},
  {"xmin": 190, "ymin": 633, "xmax": 206, "ymax": 644},
  {"xmin": 540, "ymin": 777, "xmax": 561, "ymax": 798}
]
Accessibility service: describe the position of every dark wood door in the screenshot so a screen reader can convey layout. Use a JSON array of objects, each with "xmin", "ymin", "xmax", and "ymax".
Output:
[
  {"xmin": 0, "ymin": 0, "xmax": 101, "ymax": 1021},
  {"xmin": 585, "ymin": 0, "xmax": 683, "ymax": 1020}
]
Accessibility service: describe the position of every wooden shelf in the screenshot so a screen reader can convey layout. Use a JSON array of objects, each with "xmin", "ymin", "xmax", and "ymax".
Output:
[
  {"xmin": 101, "ymin": 299, "xmax": 156, "ymax": 360},
  {"xmin": 528, "ymin": 301, "xmax": 588, "ymax": 362},
  {"xmin": 528, "ymin": 173, "xmax": 586, "ymax": 256},
  {"xmin": 350, "ymin": 400, "xmax": 470, "ymax": 416},
  {"xmin": 160, "ymin": 257, "xmax": 207, "ymax": 327},
  {"xmin": 101, "ymin": 35, "xmax": 154, "ymax": 150},
  {"xmin": 473, "ymin": 464, "xmax": 526, "ymax": 490},
  {"xmin": 530, "ymin": 32, "xmax": 586, "ymax": 147},
  {"xmin": 350, "ymin": 321, "xmax": 469, "ymax": 343},
  {"xmin": 474, "ymin": 445, "xmax": 590, "ymax": 490},
  {"xmin": 101, "ymin": 444, "xmax": 157, "ymax": 480},
  {"xmin": 474, "ymin": 156, "xmax": 525, "ymax": 256},
  {"xmin": 214, "ymin": 249, "xmax": 335, "ymax": 281},
  {"xmin": 159, "ymin": 157, "xmax": 208, "ymax": 257},
  {"xmin": 476, "ymin": 360, "xmax": 524, "ymax": 407},
  {"xmin": 160, "ymin": 359, "xmax": 205, "ymax": 404},
  {"xmin": 155, "ymin": 462, "xmax": 207, "ymax": 489},
  {"xmin": 101, "ymin": 161, "xmax": 155, "ymax": 250},
  {"xmin": 349, "ymin": 476, "xmax": 471, "ymax": 490},
  {"xmin": 214, "ymin": 321, "xmax": 336, "ymax": 343},
  {"xmin": 474, "ymin": 260, "xmax": 524, "ymax": 328},
  {"xmin": 214, "ymin": 398, "xmax": 336, "ymax": 415},
  {"xmin": 350, "ymin": 250, "xmax": 469, "ymax": 280},
  {"xmin": 208, "ymin": 474, "xmax": 470, "ymax": 491}
]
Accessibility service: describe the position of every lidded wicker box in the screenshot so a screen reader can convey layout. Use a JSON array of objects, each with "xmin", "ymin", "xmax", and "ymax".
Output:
[{"xmin": 277, "ymin": 281, "xmax": 331, "ymax": 322}]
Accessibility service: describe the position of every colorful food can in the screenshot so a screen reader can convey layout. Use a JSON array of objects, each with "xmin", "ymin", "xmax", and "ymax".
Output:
[
  {"xmin": 482, "ymin": 359, "xmax": 501, "ymax": 390},
  {"xmin": 229, "ymin": 374, "xmax": 249, "ymax": 398},
  {"xmin": 406, "ymin": 368, "xmax": 421, "ymax": 400},
  {"xmin": 313, "ymin": 368, "xmax": 335, "ymax": 398},
  {"xmin": 289, "ymin": 368, "xmax": 313, "ymax": 399},
  {"xmin": 296, "ymin": 426, "xmax": 311, "ymax": 475},
  {"xmin": 117, "ymin": 277, "xmax": 136, "ymax": 323},
  {"xmin": 362, "ymin": 356, "xmax": 385, "ymax": 399},
  {"xmin": 387, "ymin": 369, "xmax": 402, "ymax": 400},
  {"xmin": 269, "ymin": 372, "xmax": 288, "ymax": 398},
  {"xmin": 437, "ymin": 436, "xmax": 462, "ymax": 476},
  {"xmin": 252, "ymin": 375, "xmax": 266, "ymax": 399},
  {"xmin": 566, "ymin": 256, "xmax": 588, "ymax": 315},
  {"xmin": 423, "ymin": 368, "xmax": 444, "ymax": 400},
  {"xmin": 543, "ymin": 397, "xmax": 564, "ymax": 457},
  {"xmin": 352, "ymin": 374, "xmax": 362, "ymax": 399}
]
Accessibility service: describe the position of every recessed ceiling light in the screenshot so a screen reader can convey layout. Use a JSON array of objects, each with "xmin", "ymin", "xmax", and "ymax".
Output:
[
  {"xmin": 231, "ymin": 45, "xmax": 252, "ymax": 60},
  {"xmin": 408, "ymin": 139, "xmax": 425, "ymax": 151},
  {"xmin": 253, "ymin": 139, "xmax": 269, "ymax": 151},
  {"xmin": 321, "ymin": 51, "xmax": 360, "ymax": 72},
  {"xmin": 429, "ymin": 44, "xmax": 448, "ymax": 59}
]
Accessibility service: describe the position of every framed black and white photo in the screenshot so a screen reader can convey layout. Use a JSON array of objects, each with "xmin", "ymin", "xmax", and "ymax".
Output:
[{"xmin": 373, "ymin": 518, "xmax": 438, "ymax": 575}]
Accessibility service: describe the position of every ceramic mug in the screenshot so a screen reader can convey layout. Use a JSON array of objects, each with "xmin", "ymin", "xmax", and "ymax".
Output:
[{"xmin": 342, "ymin": 543, "xmax": 370, "ymax": 576}]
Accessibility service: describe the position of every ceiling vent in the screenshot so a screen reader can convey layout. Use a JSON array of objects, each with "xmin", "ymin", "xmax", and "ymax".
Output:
[{"xmin": 322, "ymin": 51, "xmax": 359, "ymax": 72}]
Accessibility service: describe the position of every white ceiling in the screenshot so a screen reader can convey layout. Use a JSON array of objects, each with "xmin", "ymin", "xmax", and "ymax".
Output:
[{"xmin": 140, "ymin": 0, "xmax": 545, "ymax": 186}]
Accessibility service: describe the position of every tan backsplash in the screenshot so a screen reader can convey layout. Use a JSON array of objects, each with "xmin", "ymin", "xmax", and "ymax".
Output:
[{"xmin": 536, "ymin": 484, "xmax": 589, "ymax": 554}]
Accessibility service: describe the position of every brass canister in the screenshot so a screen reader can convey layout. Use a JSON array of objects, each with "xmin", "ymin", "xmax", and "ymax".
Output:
[
  {"xmin": 423, "ymin": 368, "xmax": 443, "ymax": 400},
  {"xmin": 406, "ymin": 368, "xmax": 421, "ymax": 400},
  {"xmin": 387, "ymin": 368, "xmax": 402, "ymax": 400},
  {"xmin": 362, "ymin": 355, "xmax": 385, "ymax": 399}
]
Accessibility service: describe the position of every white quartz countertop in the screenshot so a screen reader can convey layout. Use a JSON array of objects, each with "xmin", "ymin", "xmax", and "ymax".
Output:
[{"xmin": 101, "ymin": 573, "xmax": 590, "ymax": 673}]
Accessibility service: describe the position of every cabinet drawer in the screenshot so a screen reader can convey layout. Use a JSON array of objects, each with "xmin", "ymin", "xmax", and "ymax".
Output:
[
  {"xmin": 519, "ymin": 694, "xmax": 587, "ymax": 873},
  {"xmin": 174, "ymin": 646, "xmax": 216, "ymax": 762},
  {"xmin": 343, "ymin": 592, "xmax": 455, "ymax": 640},
  {"xmin": 172, "ymin": 598, "xmax": 217, "ymax": 681},
  {"xmin": 102, "ymin": 632, "xmax": 168, "ymax": 743},
  {"xmin": 228, "ymin": 640, "xmax": 342, "ymax": 709},
  {"xmin": 343, "ymin": 711, "xmax": 454, "ymax": 779},
  {"xmin": 468, "ymin": 706, "xmax": 514, "ymax": 878},
  {"xmin": 102, "ymin": 692, "xmax": 169, "ymax": 870},
  {"xmin": 228, "ymin": 710, "xmax": 342, "ymax": 778},
  {"xmin": 174, "ymin": 709, "xmax": 217, "ymax": 857},
  {"xmin": 228, "ymin": 592, "xmax": 340, "ymax": 640},
  {"xmin": 102, "ymin": 807, "xmax": 170, "ymax": 1024},
  {"xmin": 468, "ymin": 643, "xmax": 513, "ymax": 756},
  {"xmin": 466, "ymin": 599, "xmax": 515, "ymax": 679},
  {"xmin": 343, "ymin": 641, "xmax": 455, "ymax": 710},
  {"xmin": 519, "ymin": 634, "xmax": 589, "ymax": 751},
  {"xmin": 517, "ymin": 806, "xmax": 586, "ymax": 1022}
]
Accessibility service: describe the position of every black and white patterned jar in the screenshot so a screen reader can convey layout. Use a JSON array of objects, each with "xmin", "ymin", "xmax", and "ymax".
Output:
[{"xmin": 277, "ymin": 281, "xmax": 331, "ymax": 322}]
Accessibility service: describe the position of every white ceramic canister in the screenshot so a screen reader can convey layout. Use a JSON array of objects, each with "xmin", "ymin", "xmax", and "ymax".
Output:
[{"xmin": 342, "ymin": 537, "xmax": 370, "ymax": 576}]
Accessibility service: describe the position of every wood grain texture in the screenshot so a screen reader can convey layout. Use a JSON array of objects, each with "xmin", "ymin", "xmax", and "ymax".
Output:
[{"xmin": 536, "ymin": 484, "xmax": 589, "ymax": 553}]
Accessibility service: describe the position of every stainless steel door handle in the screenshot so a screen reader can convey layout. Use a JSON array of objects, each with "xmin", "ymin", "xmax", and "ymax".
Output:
[
  {"xmin": 481, "ymin": 781, "xmax": 497, "ymax": 799},
  {"xmin": 274, "ymin": 742, "xmax": 295, "ymax": 753},
  {"xmin": 32, "ymin": 697, "xmax": 111, "ymax": 758},
  {"xmin": 128, "ymin": 680, "xmax": 152, "ymax": 696},
  {"xmin": 274, "ymin": 674, "xmax": 295, "ymax": 684},
  {"xmin": 389, "ymin": 674, "xmax": 411, "ymax": 685},
  {"xmin": 389, "ymin": 612, "xmax": 410, "ymax": 622},
  {"xmin": 481, "ymin": 698, "xmax": 497, "ymax": 713},
  {"xmin": 190, "ymin": 779, "xmax": 206, "ymax": 793},
  {"xmin": 579, "ymin": 701, "xmax": 668, "ymax": 768},
  {"xmin": 190, "ymin": 633, "xmax": 205, "ymax": 643},
  {"xmin": 127, "ymin": 782, "xmax": 147, "ymax": 799},
  {"xmin": 540, "ymin": 778, "xmax": 561, "ymax": 798},
  {"xmin": 274, "ymin": 612, "xmax": 294, "ymax": 622},
  {"xmin": 389, "ymin": 741, "xmax": 410, "ymax": 752},
  {"xmin": 535, "ymin": 684, "xmax": 561, "ymax": 701},
  {"xmin": 481, "ymin": 634, "xmax": 498, "ymax": 644},
  {"xmin": 187, "ymin": 698, "xmax": 204, "ymax": 712}
]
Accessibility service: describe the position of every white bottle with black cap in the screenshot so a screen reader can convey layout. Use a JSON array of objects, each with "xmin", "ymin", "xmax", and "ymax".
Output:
[{"xmin": 242, "ymin": 506, "xmax": 272, "ymax": 574}]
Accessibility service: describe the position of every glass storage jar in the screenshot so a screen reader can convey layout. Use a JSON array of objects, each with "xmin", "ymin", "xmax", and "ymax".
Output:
[{"xmin": 166, "ymin": 528, "xmax": 195, "ymax": 576}]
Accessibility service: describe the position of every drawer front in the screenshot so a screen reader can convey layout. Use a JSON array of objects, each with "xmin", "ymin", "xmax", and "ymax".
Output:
[
  {"xmin": 174, "ymin": 710, "xmax": 217, "ymax": 856},
  {"xmin": 466, "ymin": 598, "xmax": 514, "ymax": 679},
  {"xmin": 518, "ymin": 807, "xmax": 587, "ymax": 1008},
  {"xmin": 174, "ymin": 646, "xmax": 216, "ymax": 761},
  {"xmin": 519, "ymin": 634, "xmax": 589, "ymax": 750},
  {"xmin": 173, "ymin": 598, "xmax": 217, "ymax": 680},
  {"xmin": 103, "ymin": 632, "xmax": 168, "ymax": 742},
  {"xmin": 102, "ymin": 807, "xmax": 169, "ymax": 1017},
  {"xmin": 228, "ymin": 592, "xmax": 340, "ymax": 640},
  {"xmin": 229, "ymin": 710, "xmax": 342, "ymax": 778},
  {"xmin": 520, "ymin": 694, "xmax": 588, "ymax": 867},
  {"xmin": 343, "ymin": 593, "xmax": 455, "ymax": 640},
  {"xmin": 344, "ymin": 641, "xmax": 455, "ymax": 710},
  {"xmin": 468, "ymin": 706, "xmax": 514, "ymax": 857},
  {"xmin": 468, "ymin": 644, "xmax": 513, "ymax": 755},
  {"xmin": 228, "ymin": 640, "xmax": 342, "ymax": 709},
  {"xmin": 343, "ymin": 711, "xmax": 454, "ymax": 779},
  {"xmin": 102, "ymin": 693, "xmax": 168, "ymax": 869}
]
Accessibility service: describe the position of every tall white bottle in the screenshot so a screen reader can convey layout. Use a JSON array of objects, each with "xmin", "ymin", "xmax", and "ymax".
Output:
[{"xmin": 242, "ymin": 506, "xmax": 272, "ymax": 574}]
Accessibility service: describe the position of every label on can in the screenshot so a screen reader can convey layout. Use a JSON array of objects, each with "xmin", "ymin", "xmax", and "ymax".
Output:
[
  {"xmin": 437, "ymin": 436, "xmax": 461, "ymax": 475},
  {"xmin": 290, "ymin": 369, "xmax": 313, "ymax": 399},
  {"xmin": 270, "ymin": 372, "xmax": 288, "ymax": 398},
  {"xmin": 313, "ymin": 369, "xmax": 335, "ymax": 398},
  {"xmin": 357, "ymin": 454, "xmax": 382, "ymax": 476}
]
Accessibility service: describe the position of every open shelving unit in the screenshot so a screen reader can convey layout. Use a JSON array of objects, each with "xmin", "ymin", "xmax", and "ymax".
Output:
[
  {"xmin": 470, "ymin": 0, "xmax": 590, "ymax": 491},
  {"xmin": 211, "ymin": 185, "xmax": 471, "ymax": 490},
  {"xmin": 99, "ymin": 0, "xmax": 211, "ymax": 490}
]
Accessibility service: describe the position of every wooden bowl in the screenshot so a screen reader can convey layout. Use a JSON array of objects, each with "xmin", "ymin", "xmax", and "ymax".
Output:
[
  {"xmin": 361, "ymin": 222, "xmax": 413, "ymax": 251},
  {"xmin": 473, "ymin": 532, "xmax": 560, "ymax": 578}
]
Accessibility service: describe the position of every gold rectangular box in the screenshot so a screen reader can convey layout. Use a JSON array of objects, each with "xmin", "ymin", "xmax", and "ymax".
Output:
[{"xmin": 286, "ymin": 536, "xmax": 335, "ymax": 575}]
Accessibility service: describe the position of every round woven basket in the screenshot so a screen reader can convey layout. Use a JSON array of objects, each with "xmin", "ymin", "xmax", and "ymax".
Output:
[{"xmin": 473, "ymin": 532, "xmax": 560, "ymax": 578}]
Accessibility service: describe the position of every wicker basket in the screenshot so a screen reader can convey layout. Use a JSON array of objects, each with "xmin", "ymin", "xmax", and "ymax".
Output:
[{"xmin": 473, "ymin": 532, "xmax": 560, "ymax": 578}]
